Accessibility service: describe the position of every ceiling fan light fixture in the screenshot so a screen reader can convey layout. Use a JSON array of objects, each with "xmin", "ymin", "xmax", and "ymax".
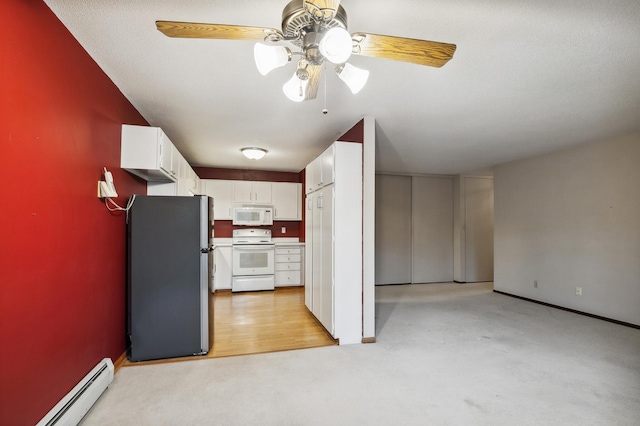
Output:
[
  {"xmin": 282, "ymin": 72, "xmax": 308, "ymax": 102},
  {"xmin": 254, "ymin": 43, "xmax": 291, "ymax": 76},
  {"xmin": 241, "ymin": 147, "xmax": 268, "ymax": 160},
  {"xmin": 319, "ymin": 27, "xmax": 352, "ymax": 64},
  {"xmin": 337, "ymin": 63, "xmax": 369, "ymax": 94}
]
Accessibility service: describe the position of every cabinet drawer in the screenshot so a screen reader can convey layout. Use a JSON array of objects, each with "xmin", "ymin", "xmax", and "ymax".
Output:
[
  {"xmin": 276, "ymin": 254, "xmax": 301, "ymax": 263},
  {"xmin": 276, "ymin": 247, "xmax": 301, "ymax": 255},
  {"xmin": 275, "ymin": 262, "xmax": 300, "ymax": 271},
  {"xmin": 275, "ymin": 270, "xmax": 301, "ymax": 286}
]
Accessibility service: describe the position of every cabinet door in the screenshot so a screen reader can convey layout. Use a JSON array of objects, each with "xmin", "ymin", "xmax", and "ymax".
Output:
[
  {"xmin": 252, "ymin": 181, "xmax": 272, "ymax": 204},
  {"xmin": 311, "ymin": 193, "xmax": 322, "ymax": 317},
  {"xmin": 272, "ymin": 182, "xmax": 302, "ymax": 220},
  {"xmin": 121, "ymin": 125, "xmax": 176, "ymax": 182},
  {"xmin": 305, "ymin": 195, "xmax": 314, "ymax": 310},
  {"xmin": 159, "ymin": 131, "xmax": 174, "ymax": 177},
  {"xmin": 176, "ymin": 155, "xmax": 190, "ymax": 196},
  {"xmin": 214, "ymin": 246, "xmax": 232, "ymax": 290},
  {"xmin": 203, "ymin": 180, "xmax": 234, "ymax": 220},
  {"xmin": 233, "ymin": 181, "xmax": 253, "ymax": 203},
  {"xmin": 320, "ymin": 185, "xmax": 334, "ymax": 334},
  {"xmin": 320, "ymin": 145, "xmax": 335, "ymax": 187},
  {"xmin": 306, "ymin": 157, "xmax": 321, "ymax": 194}
]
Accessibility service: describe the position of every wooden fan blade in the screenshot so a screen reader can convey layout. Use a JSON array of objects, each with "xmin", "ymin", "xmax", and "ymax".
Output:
[
  {"xmin": 304, "ymin": 64, "xmax": 323, "ymax": 101},
  {"xmin": 156, "ymin": 21, "xmax": 280, "ymax": 41},
  {"xmin": 352, "ymin": 33, "xmax": 456, "ymax": 68}
]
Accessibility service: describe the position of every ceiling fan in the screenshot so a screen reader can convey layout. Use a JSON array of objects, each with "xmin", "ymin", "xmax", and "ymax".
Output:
[{"xmin": 156, "ymin": 0, "xmax": 456, "ymax": 102}]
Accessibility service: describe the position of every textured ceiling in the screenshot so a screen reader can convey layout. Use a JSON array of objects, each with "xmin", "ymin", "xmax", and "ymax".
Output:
[{"xmin": 44, "ymin": 0, "xmax": 640, "ymax": 174}]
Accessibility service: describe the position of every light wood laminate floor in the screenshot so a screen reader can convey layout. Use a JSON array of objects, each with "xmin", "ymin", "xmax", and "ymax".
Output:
[{"xmin": 124, "ymin": 287, "xmax": 335, "ymax": 367}]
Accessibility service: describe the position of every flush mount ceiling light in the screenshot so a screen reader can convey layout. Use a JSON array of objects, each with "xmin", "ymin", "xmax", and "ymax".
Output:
[
  {"xmin": 241, "ymin": 147, "xmax": 267, "ymax": 160},
  {"xmin": 156, "ymin": 0, "xmax": 456, "ymax": 102}
]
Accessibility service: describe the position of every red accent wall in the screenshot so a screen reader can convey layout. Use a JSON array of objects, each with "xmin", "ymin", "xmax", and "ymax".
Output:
[
  {"xmin": 0, "ymin": 2, "xmax": 148, "ymax": 425},
  {"xmin": 338, "ymin": 118, "xmax": 365, "ymax": 143},
  {"xmin": 194, "ymin": 167, "xmax": 301, "ymax": 182},
  {"xmin": 214, "ymin": 221, "xmax": 301, "ymax": 238}
]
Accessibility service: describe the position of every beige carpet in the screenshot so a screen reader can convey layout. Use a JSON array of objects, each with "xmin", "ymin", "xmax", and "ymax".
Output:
[{"xmin": 81, "ymin": 282, "xmax": 640, "ymax": 425}]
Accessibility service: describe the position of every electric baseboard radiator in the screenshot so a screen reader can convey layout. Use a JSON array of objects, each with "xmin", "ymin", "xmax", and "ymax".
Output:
[{"xmin": 37, "ymin": 358, "xmax": 114, "ymax": 426}]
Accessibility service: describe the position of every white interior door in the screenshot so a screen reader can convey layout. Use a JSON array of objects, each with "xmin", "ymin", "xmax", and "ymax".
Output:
[
  {"xmin": 464, "ymin": 177, "xmax": 494, "ymax": 282},
  {"xmin": 412, "ymin": 176, "xmax": 454, "ymax": 283}
]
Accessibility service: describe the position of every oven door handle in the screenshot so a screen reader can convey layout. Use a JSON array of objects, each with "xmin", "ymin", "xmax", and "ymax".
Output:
[{"xmin": 233, "ymin": 246, "xmax": 274, "ymax": 251}]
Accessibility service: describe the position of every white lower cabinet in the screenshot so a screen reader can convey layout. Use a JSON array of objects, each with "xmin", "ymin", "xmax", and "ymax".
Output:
[
  {"xmin": 275, "ymin": 246, "xmax": 302, "ymax": 287},
  {"xmin": 305, "ymin": 142, "xmax": 363, "ymax": 344},
  {"xmin": 214, "ymin": 245, "xmax": 232, "ymax": 290}
]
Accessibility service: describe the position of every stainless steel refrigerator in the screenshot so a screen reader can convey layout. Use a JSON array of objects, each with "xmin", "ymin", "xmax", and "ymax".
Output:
[{"xmin": 127, "ymin": 195, "xmax": 213, "ymax": 362}]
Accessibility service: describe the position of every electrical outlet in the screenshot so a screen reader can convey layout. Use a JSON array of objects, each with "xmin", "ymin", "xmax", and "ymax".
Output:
[
  {"xmin": 281, "ymin": 227, "xmax": 286, "ymax": 234},
  {"xmin": 576, "ymin": 286, "xmax": 583, "ymax": 296},
  {"xmin": 534, "ymin": 280, "xmax": 538, "ymax": 288}
]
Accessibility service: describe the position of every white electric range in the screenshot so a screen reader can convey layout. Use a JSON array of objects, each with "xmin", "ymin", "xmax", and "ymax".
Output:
[{"xmin": 231, "ymin": 229, "xmax": 275, "ymax": 292}]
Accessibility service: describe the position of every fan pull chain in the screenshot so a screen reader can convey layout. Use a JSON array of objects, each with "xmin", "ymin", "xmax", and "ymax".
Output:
[{"xmin": 322, "ymin": 62, "xmax": 328, "ymax": 114}]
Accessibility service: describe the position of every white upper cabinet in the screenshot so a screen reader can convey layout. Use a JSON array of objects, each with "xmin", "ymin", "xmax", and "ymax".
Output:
[
  {"xmin": 272, "ymin": 182, "xmax": 302, "ymax": 220},
  {"xmin": 203, "ymin": 179, "xmax": 301, "ymax": 221},
  {"xmin": 175, "ymin": 156, "xmax": 201, "ymax": 196},
  {"xmin": 121, "ymin": 124, "xmax": 177, "ymax": 182},
  {"xmin": 320, "ymin": 145, "xmax": 335, "ymax": 187},
  {"xmin": 233, "ymin": 181, "xmax": 272, "ymax": 204},
  {"xmin": 305, "ymin": 144, "xmax": 335, "ymax": 194},
  {"xmin": 203, "ymin": 179, "xmax": 234, "ymax": 220}
]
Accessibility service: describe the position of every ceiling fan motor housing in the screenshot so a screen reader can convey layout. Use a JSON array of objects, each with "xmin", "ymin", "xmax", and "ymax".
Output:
[
  {"xmin": 282, "ymin": 0, "xmax": 348, "ymax": 47},
  {"xmin": 303, "ymin": 32, "xmax": 325, "ymax": 65}
]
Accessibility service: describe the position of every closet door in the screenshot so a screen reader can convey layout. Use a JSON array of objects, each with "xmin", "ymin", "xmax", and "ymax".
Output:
[
  {"xmin": 375, "ymin": 175, "xmax": 412, "ymax": 285},
  {"xmin": 464, "ymin": 177, "xmax": 494, "ymax": 282},
  {"xmin": 412, "ymin": 176, "xmax": 454, "ymax": 283}
]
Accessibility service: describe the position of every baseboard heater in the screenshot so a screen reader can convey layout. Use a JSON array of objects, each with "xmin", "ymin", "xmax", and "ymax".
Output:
[{"xmin": 37, "ymin": 358, "xmax": 114, "ymax": 426}]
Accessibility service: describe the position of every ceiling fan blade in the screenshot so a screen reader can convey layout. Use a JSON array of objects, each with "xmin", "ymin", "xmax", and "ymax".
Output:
[
  {"xmin": 352, "ymin": 33, "xmax": 456, "ymax": 68},
  {"xmin": 156, "ymin": 21, "xmax": 281, "ymax": 41},
  {"xmin": 304, "ymin": 64, "xmax": 323, "ymax": 101},
  {"xmin": 304, "ymin": 0, "xmax": 341, "ymax": 21}
]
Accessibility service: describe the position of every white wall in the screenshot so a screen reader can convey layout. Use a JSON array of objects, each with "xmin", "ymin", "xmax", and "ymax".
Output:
[
  {"xmin": 493, "ymin": 133, "xmax": 640, "ymax": 325},
  {"xmin": 375, "ymin": 175, "xmax": 412, "ymax": 284},
  {"xmin": 362, "ymin": 117, "xmax": 377, "ymax": 340}
]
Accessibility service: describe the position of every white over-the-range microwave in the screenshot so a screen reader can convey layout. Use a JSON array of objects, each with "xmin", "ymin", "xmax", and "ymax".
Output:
[{"xmin": 232, "ymin": 205, "xmax": 273, "ymax": 226}]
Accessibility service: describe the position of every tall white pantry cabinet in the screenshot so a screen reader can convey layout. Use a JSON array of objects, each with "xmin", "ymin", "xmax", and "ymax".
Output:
[{"xmin": 305, "ymin": 142, "xmax": 363, "ymax": 344}]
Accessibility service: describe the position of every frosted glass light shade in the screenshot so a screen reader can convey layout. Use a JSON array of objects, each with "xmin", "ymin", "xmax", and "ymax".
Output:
[
  {"xmin": 282, "ymin": 73, "xmax": 307, "ymax": 102},
  {"xmin": 319, "ymin": 27, "xmax": 352, "ymax": 64},
  {"xmin": 337, "ymin": 63, "xmax": 369, "ymax": 94},
  {"xmin": 241, "ymin": 147, "xmax": 267, "ymax": 160},
  {"xmin": 254, "ymin": 43, "xmax": 291, "ymax": 76}
]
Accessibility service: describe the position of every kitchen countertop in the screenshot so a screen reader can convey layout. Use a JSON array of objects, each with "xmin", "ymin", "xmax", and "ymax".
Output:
[{"xmin": 213, "ymin": 238, "xmax": 304, "ymax": 246}]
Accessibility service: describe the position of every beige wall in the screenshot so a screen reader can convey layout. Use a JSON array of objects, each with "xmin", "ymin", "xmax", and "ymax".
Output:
[{"xmin": 494, "ymin": 133, "xmax": 640, "ymax": 325}]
